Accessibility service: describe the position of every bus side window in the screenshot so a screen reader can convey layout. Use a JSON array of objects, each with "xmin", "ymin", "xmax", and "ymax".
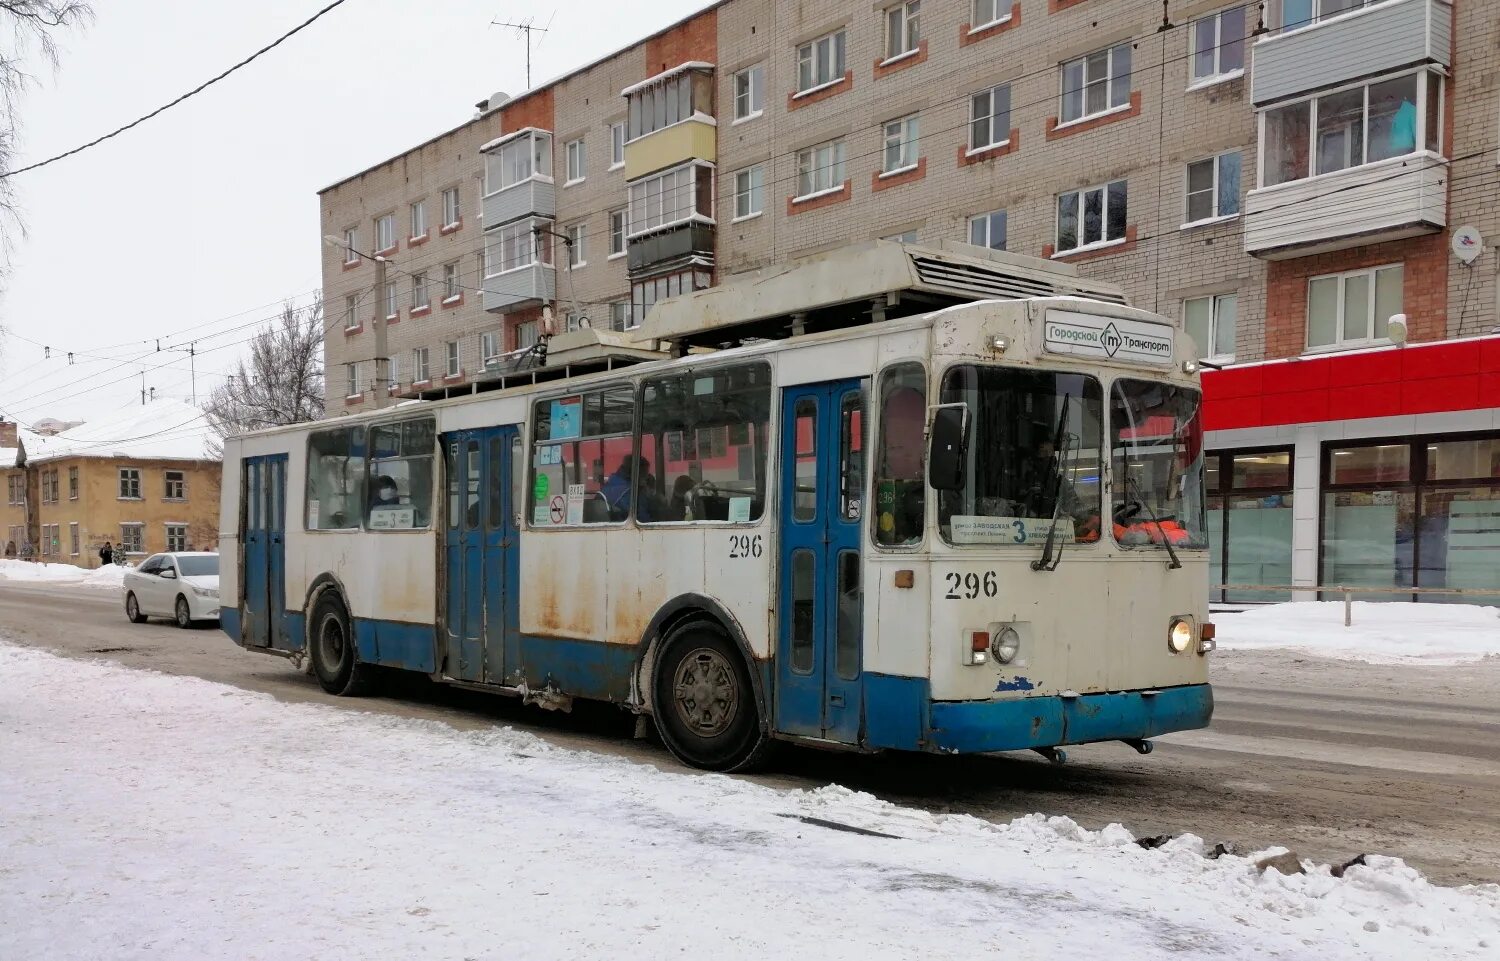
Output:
[
  {"xmin": 873, "ymin": 363, "xmax": 926, "ymax": 547},
  {"xmin": 366, "ymin": 418, "xmax": 435, "ymax": 530},
  {"xmin": 306, "ymin": 426, "xmax": 366, "ymax": 530},
  {"xmin": 530, "ymin": 386, "xmax": 635, "ymax": 526}
]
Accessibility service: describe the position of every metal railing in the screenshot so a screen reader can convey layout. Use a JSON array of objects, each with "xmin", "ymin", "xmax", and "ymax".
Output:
[{"xmin": 1212, "ymin": 583, "xmax": 1500, "ymax": 626}]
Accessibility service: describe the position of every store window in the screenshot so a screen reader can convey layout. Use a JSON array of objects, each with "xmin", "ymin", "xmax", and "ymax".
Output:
[{"xmin": 1206, "ymin": 448, "xmax": 1294, "ymax": 603}]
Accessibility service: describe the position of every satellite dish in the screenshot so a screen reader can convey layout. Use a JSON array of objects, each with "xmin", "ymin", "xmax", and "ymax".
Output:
[
  {"xmin": 1452, "ymin": 226, "xmax": 1483, "ymax": 265},
  {"xmin": 1386, "ymin": 313, "xmax": 1408, "ymax": 344}
]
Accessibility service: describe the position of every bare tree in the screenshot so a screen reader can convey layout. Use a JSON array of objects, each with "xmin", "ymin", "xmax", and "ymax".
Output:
[{"xmin": 204, "ymin": 297, "xmax": 324, "ymax": 458}]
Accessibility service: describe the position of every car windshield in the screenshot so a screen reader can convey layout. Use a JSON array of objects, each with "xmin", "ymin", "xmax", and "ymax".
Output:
[
  {"xmin": 1109, "ymin": 379, "xmax": 1208, "ymax": 549},
  {"xmin": 176, "ymin": 555, "xmax": 219, "ymax": 577},
  {"xmin": 937, "ymin": 365, "xmax": 1104, "ymax": 547}
]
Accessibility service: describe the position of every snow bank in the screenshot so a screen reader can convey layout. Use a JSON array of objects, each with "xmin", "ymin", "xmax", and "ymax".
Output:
[
  {"xmin": 2, "ymin": 641, "xmax": 1496, "ymax": 961},
  {"xmin": 0, "ymin": 558, "xmax": 126, "ymax": 590},
  {"xmin": 1217, "ymin": 601, "xmax": 1500, "ymax": 665}
]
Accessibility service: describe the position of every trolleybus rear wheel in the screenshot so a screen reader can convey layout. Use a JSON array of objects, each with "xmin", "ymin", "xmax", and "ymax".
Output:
[
  {"xmin": 310, "ymin": 591, "xmax": 372, "ymax": 696},
  {"xmin": 652, "ymin": 620, "xmax": 771, "ymax": 772}
]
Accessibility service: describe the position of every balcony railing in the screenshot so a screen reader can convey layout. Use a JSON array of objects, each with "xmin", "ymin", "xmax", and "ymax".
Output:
[{"xmin": 483, "ymin": 178, "xmax": 555, "ymax": 231}]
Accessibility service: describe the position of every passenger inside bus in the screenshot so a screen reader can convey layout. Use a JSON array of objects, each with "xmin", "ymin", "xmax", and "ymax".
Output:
[{"xmin": 603, "ymin": 454, "xmax": 665, "ymax": 522}]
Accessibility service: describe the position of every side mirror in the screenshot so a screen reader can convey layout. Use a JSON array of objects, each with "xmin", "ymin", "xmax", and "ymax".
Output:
[
  {"xmin": 160, "ymin": 568, "xmax": 177, "ymax": 579},
  {"xmin": 928, "ymin": 405, "xmax": 969, "ymax": 492}
]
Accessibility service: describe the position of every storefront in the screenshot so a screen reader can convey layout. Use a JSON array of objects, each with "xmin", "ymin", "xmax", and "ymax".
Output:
[{"xmin": 1201, "ymin": 335, "xmax": 1500, "ymax": 604}]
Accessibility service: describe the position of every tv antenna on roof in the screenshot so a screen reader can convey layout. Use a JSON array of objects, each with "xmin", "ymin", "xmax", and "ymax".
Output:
[{"xmin": 491, "ymin": 13, "xmax": 554, "ymax": 89}]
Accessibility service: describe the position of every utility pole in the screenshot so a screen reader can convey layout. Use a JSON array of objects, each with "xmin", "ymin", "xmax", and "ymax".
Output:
[
  {"xmin": 140, "ymin": 371, "xmax": 146, "ymax": 406},
  {"xmin": 491, "ymin": 15, "xmax": 551, "ymax": 88},
  {"xmin": 158, "ymin": 341, "xmax": 198, "ymax": 405},
  {"xmin": 372, "ymin": 257, "xmax": 390, "ymax": 409}
]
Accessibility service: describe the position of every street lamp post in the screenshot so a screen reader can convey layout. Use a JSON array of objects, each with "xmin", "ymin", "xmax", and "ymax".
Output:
[{"xmin": 324, "ymin": 234, "xmax": 390, "ymax": 409}]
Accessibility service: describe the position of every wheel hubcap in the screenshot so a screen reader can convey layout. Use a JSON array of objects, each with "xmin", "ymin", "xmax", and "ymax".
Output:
[
  {"xmin": 178, "ymin": 601, "xmax": 188, "ymax": 624},
  {"xmin": 127, "ymin": 597, "xmax": 137, "ymax": 618},
  {"xmin": 671, "ymin": 647, "xmax": 738, "ymax": 737},
  {"xmin": 320, "ymin": 615, "xmax": 345, "ymax": 668}
]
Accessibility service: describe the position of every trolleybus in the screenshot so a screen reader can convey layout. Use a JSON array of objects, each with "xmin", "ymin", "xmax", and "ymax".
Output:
[{"xmin": 215, "ymin": 240, "xmax": 1215, "ymax": 770}]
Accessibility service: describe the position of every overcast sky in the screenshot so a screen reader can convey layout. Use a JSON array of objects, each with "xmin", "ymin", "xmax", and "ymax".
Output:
[{"xmin": 0, "ymin": 0, "xmax": 704, "ymax": 427}]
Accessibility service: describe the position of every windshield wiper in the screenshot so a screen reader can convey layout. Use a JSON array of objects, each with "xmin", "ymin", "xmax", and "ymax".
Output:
[
  {"xmin": 1031, "ymin": 396, "xmax": 1072, "ymax": 573},
  {"xmin": 1126, "ymin": 475, "xmax": 1181, "ymax": 570}
]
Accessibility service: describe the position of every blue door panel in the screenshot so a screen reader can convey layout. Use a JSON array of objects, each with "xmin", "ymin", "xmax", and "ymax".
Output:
[
  {"xmin": 443, "ymin": 427, "xmax": 519, "ymax": 684},
  {"xmin": 241, "ymin": 455, "xmax": 286, "ymax": 648}
]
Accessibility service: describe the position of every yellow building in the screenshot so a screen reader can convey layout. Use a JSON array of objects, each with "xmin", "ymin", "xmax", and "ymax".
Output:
[{"xmin": 1, "ymin": 402, "xmax": 221, "ymax": 568}]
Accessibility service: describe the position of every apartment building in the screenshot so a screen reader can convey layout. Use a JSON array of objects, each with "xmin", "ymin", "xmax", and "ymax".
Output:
[{"xmin": 321, "ymin": 0, "xmax": 1499, "ymax": 601}]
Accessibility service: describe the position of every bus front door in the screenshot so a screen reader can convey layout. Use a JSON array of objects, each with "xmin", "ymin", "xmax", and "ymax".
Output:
[
  {"xmin": 240, "ymin": 453, "xmax": 287, "ymax": 648},
  {"xmin": 443, "ymin": 427, "xmax": 519, "ymax": 684},
  {"xmin": 776, "ymin": 380, "xmax": 865, "ymax": 744}
]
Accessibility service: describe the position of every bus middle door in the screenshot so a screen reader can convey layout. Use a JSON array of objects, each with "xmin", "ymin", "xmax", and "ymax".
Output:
[{"xmin": 443, "ymin": 427, "xmax": 518, "ymax": 684}]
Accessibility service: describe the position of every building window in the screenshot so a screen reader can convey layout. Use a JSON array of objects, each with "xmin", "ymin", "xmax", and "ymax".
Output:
[
  {"xmin": 383, "ymin": 280, "xmax": 398, "ymax": 320},
  {"xmin": 626, "ymin": 162, "xmax": 714, "ymax": 237},
  {"xmin": 386, "ymin": 355, "xmax": 399, "ymax": 391},
  {"xmin": 445, "ymin": 341, "xmax": 461, "ymax": 378},
  {"xmin": 342, "ymin": 228, "xmax": 358, "ymax": 264},
  {"xmin": 1190, "ymin": 7, "xmax": 1245, "ymax": 86},
  {"xmin": 346, "ymin": 362, "xmax": 361, "ymax": 398},
  {"xmin": 481, "ymin": 331, "xmax": 501, "ymax": 367},
  {"xmin": 486, "ymin": 130, "xmax": 553, "ymax": 193},
  {"xmin": 1056, "ymin": 180, "xmax": 1128, "ymax": 253},
  {"xmin": 119, "ymin": 468, "xmax": 141, "ymax": 500},
  {"xmin": 6, "ymin": 475, "xmax": 21, "ymax": 505},
  {"xmin": 565, "ymin": 138, "xmax": 586, "ymax": 184},
  {"xmin": 733, "ymin": 64, "xmax": 764, "ymax": 121},
  {"xmin": 968, "ymin": 209, "xmax": 1007, "ymax": 250},
  {"xmin": 972, "ymin": 0, "xmax": 1011, "ymax": 30},
  {"xmin": 796, "ymin": 29, "xmax": 846, "ymax": 93},
  {"xmin": 412, "ymin": 347, "xmax": 430, "ymax": 383},
  {"xmin": 68, "ymin": 466, "xmax": 78, "ymax": 500},
  {"xmin": 1185, "ymin": 152, "xmax": 1241, "ymax": 224},
  {"xmin": 166, "ymin": 524, "xmax": 187, "ymax": 553},
  {"xmin": 632, "ymin": 270, "xmax": 711, "ymax": 321},
  {"xmin": 883, "ymin": 230, "xmax": 918, "ymax": 243},
  {"xmin": 734, "ymin": 165, "xmax": 764, "ymax": 219},
  {"xmin": 1263, "ymin": 72, "xmax": 1435, "ymax": 187},
  {"xmin": 443, "ymin": 262, "xmax": 461, "ymax": 301},
  {"xmin": 411, "ymin": 272, "xmax": 430, "ymax": 311},
  {"xmin": 516, "ymin": 320, "xmax": 539, "ymax": 349},
  {"xmin": 344, "ymin": 294, "xmax": 360, "ymax": 330},
  {"xmin": 486, "ymin": 219, "xmax": 551, "ymax": 275},
  {"xmin": 41, "ymin": 523, "xmax": 57, "ymax": 556},
  {"xmin": 120, "ymin": 523, "xmax": 143, "ymax": 555},
  {"xmin": 969, "ymin": 84, "xmax": 1011, "ymax": 151},
  {"xmin": 566, "ymin": 223, "xmax": 587, "ymax": 267},
  {"xmin": 1307, "ymin": 264, "xmax": 1403, "ymax": 349},
  {"xmin": 609, "ymin": 301, "xmax": 634, "ymax": 331},
  {"xmin": 883, "ymin": 1, "xmax": 920, "ymax": 61},
  {"xmin": 881, "ymin": 115, "xmax": 919, "ymax": 174},
  {"xmin": 1282, "ymin": 0, "xmax": 1379, "ymax": 30},
  {"xmin": 375, "ymin": 213, "xmax": 395, "ymax": 252},
  {"xmin": 69, "ymin": 522, "xmax": 79, "ymax": 556},
  {"xmin": 796, "ymin": 140, "xmax": 846, "ymax": 198},
  {"xmin": 1184, "ymin": 293, "xmax": 1238, "ymax": 359},
  {"xmin": 1205, "ymin": 448, "xmax": 1295, "ymax": 603},
  {"xmin": 609, "ymin": 122, "xmax": 625, "ymax": 168},
  {"xmin": 410, "ymin": 200, "xmax": 427, "ymax": 239},
  {"xmin": 40, "ymin": 469, "xmax": 55, "ymax": 504},
  {"xmin": 626, "ymin": 69, "xmax": 712, "ymax": 141},
  {"xmin": 608, "ymin": 209, "xmax": 626, "ymax": 256},
  {"xmin": 165, "ymin": 470, "xmax": 186, "ymax": 500},
  {"xmin": 442, "ymin": 187, "xmax": 460, "ymax": 227},
  {"xmin": 1060, "ymin": 43, "xmax": 1132, "ymax": 125}
]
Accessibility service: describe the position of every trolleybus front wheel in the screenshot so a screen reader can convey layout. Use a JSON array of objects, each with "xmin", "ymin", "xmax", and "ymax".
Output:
[
  {"xmin": 310, "ymin": 591, "xmax": 373, "ymax": 697},
  {"xmin": 652, "ymin": 621, "xmax": 772, "ymax": 773}
]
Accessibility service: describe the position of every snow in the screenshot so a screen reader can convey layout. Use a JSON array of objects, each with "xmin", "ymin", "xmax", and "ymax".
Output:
[
  {"xmin": 1217, "ymin": 601, "xmax": 1500, "ymax": 665},
  {"xmin": 18, "ymin": 399, "xmax": 212, "ymax": 464},
  {"xmin": 619, "ymin": 60, "xmax": 714, "ymax": 97},
  {"xmin": 0, "ymin": 558, "xmax": 127, "ymax": 590},
  {"xmin": 2, "ymin": 641, "xmax": 1497, "ymax": 961}
]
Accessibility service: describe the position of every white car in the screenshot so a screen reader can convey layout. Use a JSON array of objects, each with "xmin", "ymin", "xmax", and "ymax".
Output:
[{"xmin": 123, "ymin": 552, "xmax": 221, "ymax": 628}]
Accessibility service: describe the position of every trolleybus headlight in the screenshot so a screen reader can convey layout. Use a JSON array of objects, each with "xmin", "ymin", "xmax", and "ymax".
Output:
[
  {"xmin": 1168, "ymin": 618, "xmax": 1194, "ymax": 654},
  {"xmin": 991, "ymin": 626, "xmax": 1021, "ymax": 664}
]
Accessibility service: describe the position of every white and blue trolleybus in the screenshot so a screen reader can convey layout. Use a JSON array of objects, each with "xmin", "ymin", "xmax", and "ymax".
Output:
[{"xmin": 219, "ymin": 240, "xmax": 1215, "ymax": 770}]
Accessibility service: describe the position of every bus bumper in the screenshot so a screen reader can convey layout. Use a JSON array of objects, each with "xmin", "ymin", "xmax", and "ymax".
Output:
[{"xmin": 864, "ymin": 676, "xmax": 1213, "ymax": 754}]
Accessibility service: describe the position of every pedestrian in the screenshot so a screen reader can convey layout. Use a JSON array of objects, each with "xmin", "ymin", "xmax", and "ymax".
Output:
[{"xmin": 99, "ymin": 541, "xmax": 114, "ymax": 567}]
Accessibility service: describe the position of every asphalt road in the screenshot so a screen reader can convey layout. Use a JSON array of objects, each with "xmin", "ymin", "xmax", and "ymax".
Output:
[{"xmin": 3, "ymin": 580, "xmax": 1497, "ymax": 886}]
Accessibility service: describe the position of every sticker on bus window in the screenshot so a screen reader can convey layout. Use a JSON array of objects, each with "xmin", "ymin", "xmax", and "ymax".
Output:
[
  {"xmin": 951, "ymin": 515, "xmax": 1075, "ymax": 546},
  {"xmin": 550, "ymin": 397, "xmax": 582, "ymax": 440},
  {"xmin": 307, "ymin": 502, "xmax": 319, "ymax": 528},
  {"xmin": 369, "ymin": 506, "xmax": 415, "ymax": 530},
  {"xmin": 727, "ymin": 497, "xmax": 752, "ymax": 523},
  {"xmin": 566, "ymin": 484, "xmax": 585, "ymax": 525},
  {"xmin": 533, "ymin": 505, "xmax": 551, "ymax": 526}
]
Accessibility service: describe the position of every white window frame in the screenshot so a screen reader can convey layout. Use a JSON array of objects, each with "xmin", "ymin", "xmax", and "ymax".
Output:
[
  {"xmin": 1183, "ymin": 292, "xmax": 1238, "ymax": 360},
  {"xmin": 383, "ymin": 280, "xmax": 398, "ymax": 320},
  {"xmin": 733, "ymin": 65, "xmax": 764, "ymax": 123},
  {"xmin": 516, "ymin": 320, "xmax": 539, "ymax": 349},
  {"xmin": 883, "ymin": 1, "xmax": 921, "ymax": 63},
  {"xmin": 565, "ymin": 138, "xmax": 586, "ymax": 185},
  {"xmin": 387, "ymin": 355, "xmax": 399, "ymax": 391},
  {"xmin": 1281, "ymin": 0, "xmax": 1378, "ymax": 32},
  {"xmin": 119, "ymin": 468, "xmax": 141, "ymax": 500},
  {"xmin": 1306, "ymin": 264, "xmax": 1404, "ymax": 350},
  {"xmin": 1059, "ymin": 43, "xmax": 1132, "ymax": 126},
  {"xmin": 969, "ymin": 84, "xmax": 1012, "ymax": 152},
  {"xmin": 1184, "ymin": 151, "xmax": 1242, "ymax": 226},
  {"xmin": 566, "ymin": 223, "xmax": 587, "ymax": 268},
  {"xmin": 346, "ymin": 362, "xmax": 361, "ymax": 398},
  {"xmin": 481, "ymin": 331, "xmax": 501, "ymax": 367},
  {"xmin": 626, "ymin": 162, "xmax": 715, "ymax": 239},
  {"xmin": 608, "ymin": 209, "xmax": 627, "ymax": 258},
  {"xmin": 796, "ymin": 29, "xmax": 847, "ymax": 95},
  {"xmin": 970, "ymin": 0, "xmax": 1013, "ymax": 33},
  {"xmin": 485, "ymin": 130, "xmax": 554, "ymax": 195},
  {"xmin": 344, "ymin": 293, "xmax": 360, "ymax": 331},
  {"xmin": 1188, "ymin": 6, "xmax": 1246, "ymax": 88},
  {"xmin": 609, "ymin": 122, "xmax": 625, "ymax": 169},
  {"xmin": 733, "ymin": 165, "xmax": 764, "ymax": 221},
  {"xmin": 342, "ymin": 228, "xmax": 358, "ymax": 264},
  {"xmin": 968, "ymin": 209, "xmax": 1007, "ymax": 250},
  {"xmin": 442, "ymin": 187, "xmax": 460, "ymax": 228},
  {"xmin": 445, "ymin": 341, "xmax": 461, "ymax": 378},
  {"xmin": 410, "ymin": 200, "xmax": 427, "ymax": 240},
  {"xmin": 411, "ymin": 272, "xmax": 430, "ymax": 311},
  {"xmin": 375, "ymin": 213, "xmax": 396, "ymax": 253},
  {"xmin": 412, "ymin": 347, "xmax": 431, "ymax": 384},
  {"xmin": 443, "ymin": 262, "xmax": 461, "ymax": 302},
  {"xmin": 486, "ymin": 219, "xmax": 552, "ymax": 276},
  {"xmin": 1054, "ymin": 179, "xmax": 1129, "ymax": 255},
  {"xmin": 880, "ymin": 115, "xmax": 920, "ymax": 175},
  {"xmin": 609, "ymin": 301, "xmax": 635, "ymax": 332},
  {"xmin": 795, "ymin": 140, "xmax": 847, "ymax": 200}
]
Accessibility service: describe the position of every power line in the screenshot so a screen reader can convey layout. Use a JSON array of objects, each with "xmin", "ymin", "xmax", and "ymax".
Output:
[{"xmin": 0, "ymin": 0, "xmax": 354, "ymax": 180}]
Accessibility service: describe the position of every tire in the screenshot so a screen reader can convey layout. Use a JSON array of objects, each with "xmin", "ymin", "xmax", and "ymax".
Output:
[
  {"xmin": 175, "ymin": 595, "xmax": 194, "ymax": 629},
  {"xmin": 125, "ymin": 592, "xmax": 148, "ymax": 624},
  {"xmin": 309, "ymin": 591, "xmax": 372, "ymax": 696},
  {"xmin": 652, "ymin": 620, "xmax": 772, "ymax": 772}
]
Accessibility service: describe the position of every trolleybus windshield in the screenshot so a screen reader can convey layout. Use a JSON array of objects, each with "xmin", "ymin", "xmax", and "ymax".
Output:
[{"xmin": 1109, "ymin": 379, "xmax": 1208, "ymax": 550}]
